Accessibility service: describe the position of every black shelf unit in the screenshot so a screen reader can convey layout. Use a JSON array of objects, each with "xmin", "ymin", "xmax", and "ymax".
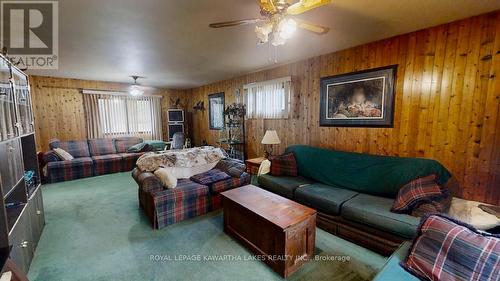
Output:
[
  {"xmin": 0, "ymin": 54, "xmax": 45, "ymax": 274},
  {"xmin": 218, "ymin": 103, "xmax": 246, "ymax": 161}
]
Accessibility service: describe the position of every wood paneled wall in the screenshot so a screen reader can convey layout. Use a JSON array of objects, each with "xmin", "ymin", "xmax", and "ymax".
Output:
[
  {"xmin": 29, "ymin": 76, "xmax": 188, "ymax": 151},
  {"xmin": 187, "ymin": 12, "xmax": 500, "ymax": 205}
]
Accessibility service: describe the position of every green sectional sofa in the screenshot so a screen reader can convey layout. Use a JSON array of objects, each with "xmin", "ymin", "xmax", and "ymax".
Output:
[{"xmin": 257, "ymin": 145, "xmax": 451, "ymax": 255}]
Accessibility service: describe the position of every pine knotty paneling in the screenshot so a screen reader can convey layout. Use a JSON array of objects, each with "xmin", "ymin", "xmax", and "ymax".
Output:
[
  {"xmin": 188, "ymin": 12, "xmax": 500, "ymax": 205},
  {"xmin": 29, "ymin": 76, "xmax": 187, "ymax": 151}
]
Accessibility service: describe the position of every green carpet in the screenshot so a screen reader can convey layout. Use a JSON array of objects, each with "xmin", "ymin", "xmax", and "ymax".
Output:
[{"xmin": 28, "ymin": 172, "xmax": 386, "ymax": 281}]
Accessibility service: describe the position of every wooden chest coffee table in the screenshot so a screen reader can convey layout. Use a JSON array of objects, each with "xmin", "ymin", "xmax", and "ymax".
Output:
[{"xmin": 221, "ymin": 185, "xmax": 316, "ymax": 278}]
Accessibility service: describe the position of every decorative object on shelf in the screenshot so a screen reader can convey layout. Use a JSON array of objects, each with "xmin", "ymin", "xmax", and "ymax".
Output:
[
  {"xmin": 208, "ymin": 92, "xmax": 225, "ymax": 130},
  {"xmin": 193, "ymin": 101, "xmax": 205, "ymax": 111},
  {"xmin": 218, "ymin": 103, "xmax": 246, "ymax": 160},
  {"xmin": 320, "ymin": 65, "xmax": 397, "ymax": 127},
  {"xmin": 261, "ymin": 130, "xmax": 281, "ymax": 158}
]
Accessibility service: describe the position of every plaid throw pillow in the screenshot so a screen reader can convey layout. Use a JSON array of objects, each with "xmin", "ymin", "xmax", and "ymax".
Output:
[
  {"xmin": 391, "ymin": 174, "xmax": 445, "ymax": 214},
  {"xmin": 401, "ymin": 214, "xmax": 500, "ymax": 281},
  {"xmin": 269, "ymin": 153, "xmax": 298, "ymax": 177},
  {"xmin": 411, "ymin": 189, "xmax": 452, "ymax": 217},
  {"xmin": 190, "ymin": 169, "xmax": 231, "ymax": 185}
]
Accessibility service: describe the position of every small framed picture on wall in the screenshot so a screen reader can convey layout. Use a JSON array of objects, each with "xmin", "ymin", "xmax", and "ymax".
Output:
[
  {"xmin": 208, "ymin": 92, "xmax": 225, "ymax": 130},
  {"xmin": 319, "ymin": 65, "xmax": 397, "ymax": 127}
]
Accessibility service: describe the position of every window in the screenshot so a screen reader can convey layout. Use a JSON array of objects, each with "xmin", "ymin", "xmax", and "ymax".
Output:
[
  {"xmin": 244, "ymin": 77, "xmax": 291, "ymax": 119},
  {"xmin": 83, "ymin": 90, "xmax": 163, "ymax": 140},
  {"xmin": 97, "ymin": 96, "xmax": 158, "ymax": 136}
]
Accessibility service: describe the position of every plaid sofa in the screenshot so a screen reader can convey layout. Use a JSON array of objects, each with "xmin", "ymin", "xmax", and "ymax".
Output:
[
  {"xmin": 42, "ymin": 137, "xmax": 145, "ymax": 183},
  {"xmin": 132, "ymin": 167, "xmax": 251, "ymax": 229}
]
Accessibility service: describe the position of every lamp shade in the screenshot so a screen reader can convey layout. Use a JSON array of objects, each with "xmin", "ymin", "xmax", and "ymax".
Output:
[{"xmin": 261, "ymin": 130, "xmax": 281, "ymax": 145}]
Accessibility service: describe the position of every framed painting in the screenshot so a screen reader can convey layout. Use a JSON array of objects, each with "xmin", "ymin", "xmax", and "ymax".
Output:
[
  {"xmin": 208, "ymin": 92, "xmax": 225, "ymax": 130},
  {"xmin": 319, "ymin": 65, "xmax": 397, "ymax": 127}
]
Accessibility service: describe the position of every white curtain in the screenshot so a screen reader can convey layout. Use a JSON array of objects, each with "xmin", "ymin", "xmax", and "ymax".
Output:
[
  {"xmin": 244, "ymin": 77, "xmax": 291, "ymax": 119},
  {"xmin": 83, "ymin": 90, "xmax": 163, "ymax": 140}
]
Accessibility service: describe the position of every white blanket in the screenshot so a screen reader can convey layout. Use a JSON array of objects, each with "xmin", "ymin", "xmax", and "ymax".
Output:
[{"xmin": 136, "ymin": 146, "xmax": 226, "ymax": 174}]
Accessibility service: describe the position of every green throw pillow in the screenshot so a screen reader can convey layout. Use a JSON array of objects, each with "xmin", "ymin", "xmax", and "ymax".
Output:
[
  {"xmin": 144, "ymin": 140, "xmax": 168, "ymax": 151},
  {"xmin": 127, "ymin": 142, "xmax": 150, "ymax": 153}
]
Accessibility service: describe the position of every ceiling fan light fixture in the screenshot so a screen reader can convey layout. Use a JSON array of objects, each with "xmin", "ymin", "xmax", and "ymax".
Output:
[
  {"xmin": 255, "ymin": 23, "xmax": 273, "ymax": 43},
  {"xmin": 278, "ymin": 18, "xmax": 297, "ymax": 40},
  {"xmin": 129, "ymin": 84, "xmax": 143, "ymax": 96},
  {"xmin": 271, "ymin": 31, "xmax": 286, "ymax": 46}
]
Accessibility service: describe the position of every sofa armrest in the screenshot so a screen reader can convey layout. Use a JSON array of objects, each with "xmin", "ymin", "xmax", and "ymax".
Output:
[
  {"xmin": 41, "ymin": 150, "xmax": 61, "ymax": 164},
  {"xmin": 134, "ymin": 170, "xmax": 164, "ymax": 194},
  {"xmin": 372, "ymin": 241, "xmax": 418, "ymax": 281}
]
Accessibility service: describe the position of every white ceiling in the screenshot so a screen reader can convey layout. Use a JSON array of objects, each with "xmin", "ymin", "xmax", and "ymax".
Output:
[{"xmin": 27, "ymin": 0, "xmax": 500, "ymax": 89}]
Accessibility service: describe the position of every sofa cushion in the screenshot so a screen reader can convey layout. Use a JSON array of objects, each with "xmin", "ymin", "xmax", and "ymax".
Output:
[
  {"xmin": 47, "ymin": 157, "xmax": 93, "ymax": 168},
  {"xmin": 92, "ymin": 154, "xmax": 122, "ymax": 175},
  {"xmin": 257, "ymin": 174, "xmax": 314, "ymax": 199},
  {"xmin": 373, "ymin": 242, "xmax": 418, "ymax": 281},
  {"xmin": 88, "ymin": 138, "xmax": 117, "ymax": 156},
  {"xmin": 114, "ymin": 137, "xmax": 143, "ymax": 153},
  {"xmin": 210, "ymin": 172, "xmax": 251, "ymax": 194},
  {"xmin": 401, "ymin": 214, "xmax": 500, "ymax": 281},
  {"xmin": 156, "ymin": 179, "xmax": 209, "ymax": 202},
  {"xmin": 341, "ymin": 193, "xmax": 420, "ymax": 239},
  {"xmin": 295, "ymin": 183, "xmax": 359, "ymax": 215},
  {"xmin": 269, "ymin": 153, "xmax": 298, "ymax": 177},
  {"xmin": 285, "ymin": 145, "xmax": 452, "ymax": 198},
  {"xmin": 49, "ymin": 139, "xmax": 90, "ymax": 158},
  {"xmin": 46, "ymin": 157, "xmax": 94, "ymax": 183},
  {"xmin": 126, "ymin": 142, "xmax": 152, "ymax": 153}
]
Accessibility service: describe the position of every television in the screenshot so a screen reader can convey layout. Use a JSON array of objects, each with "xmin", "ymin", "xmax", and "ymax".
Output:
[
  {"xmin": 168, "ymin": 109, "xmax": 184, "ymax": 123},
  {"xmin": 168, "ymin": 124, "xmax": 184, "ymax": 140}
]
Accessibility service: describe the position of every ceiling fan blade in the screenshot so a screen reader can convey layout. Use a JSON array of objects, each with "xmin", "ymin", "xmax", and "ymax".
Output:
[
  {"xmin": 286, "ymin": 0, "xmax": 331, "ymax": 15},
  {"xmin": 258, "ymin": 0, "xmax": 277, "ymax": 14},
  {"xmin": 296, "ymin": 19, "xmax": 330, "ymax": 34},
  {"xmin": 209, "ymin": 18, "xmax": 263, "ymax": 28}
]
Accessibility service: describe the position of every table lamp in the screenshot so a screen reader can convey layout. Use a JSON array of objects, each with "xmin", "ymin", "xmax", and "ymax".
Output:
[{"xmin": 261, "ymin": 130, "xmax": 281, "ymax": 158}]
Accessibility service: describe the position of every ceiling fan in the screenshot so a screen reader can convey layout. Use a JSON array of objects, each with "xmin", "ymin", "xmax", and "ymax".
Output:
[
  {"xmin": 129, "ymin": 75, "xmax": 154, "ymax": 96},
  {"xmin": 209, "ymin": 0, "xmax": 331, "ymax": 46}
]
